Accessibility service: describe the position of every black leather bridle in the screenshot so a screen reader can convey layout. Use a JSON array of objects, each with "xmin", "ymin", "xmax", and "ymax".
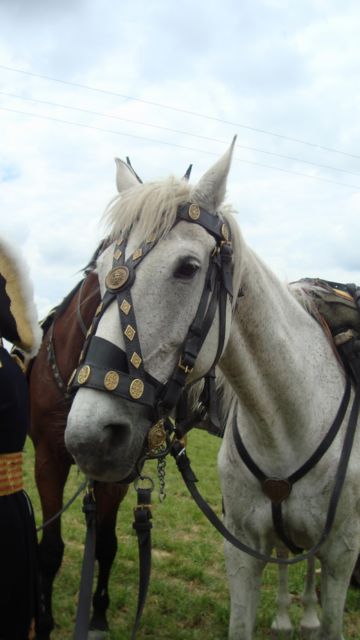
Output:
[{"xmin": 69, "ymin": 201, "xmax": 233, "ymax": 463}]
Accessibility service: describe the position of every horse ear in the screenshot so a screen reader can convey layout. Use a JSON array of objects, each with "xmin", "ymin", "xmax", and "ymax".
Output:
[
  {"xmin": 114, "ymin": 158, "xmax": 141, "ymax": 193},
  {"xmin": 190, "ymin": 136, "xmax": 236, "ymax": 213},
  {"xmin": 183, "ymin": 164, "xmax": 193, "ymax": 181},
  {"xmin": 126, "ymin": 157, "xmax": 143, "ymax": 183}
]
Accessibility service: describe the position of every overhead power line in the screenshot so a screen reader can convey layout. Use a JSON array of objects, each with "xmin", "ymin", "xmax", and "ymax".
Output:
[
  {"xmin": 1, "ymin": 63, "xmax": 360, "ymax": 161},
  {"xmin": 1, "ymin": 91, "xmax": 359, "ymax": 179},
  {"xmin": 1, "ymin": 105, "xmax": 360, "ymax": 191}
]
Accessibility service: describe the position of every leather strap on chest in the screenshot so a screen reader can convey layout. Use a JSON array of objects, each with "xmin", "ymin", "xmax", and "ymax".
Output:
[{"xmin": 232, "ymin": 376, "xmax": 352, "ymax": 553}]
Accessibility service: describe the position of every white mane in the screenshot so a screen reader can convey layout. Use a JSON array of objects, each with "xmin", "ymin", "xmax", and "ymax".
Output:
[
  {"xmin": 103, "ymin": 177, "xmax": 191, "ymax": 242},
  {"xmin": 102, "ymin": 176, "xmax": 244, "ymax": 306}
]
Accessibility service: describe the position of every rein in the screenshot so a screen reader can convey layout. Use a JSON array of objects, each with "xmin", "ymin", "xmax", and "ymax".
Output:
[{"xmin": 36, "ymin": 479, "xmax": 88, "ymax": 532}]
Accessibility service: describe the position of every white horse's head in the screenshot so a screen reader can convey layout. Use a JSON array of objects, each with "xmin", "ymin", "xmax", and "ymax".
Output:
[{"xmin": 65, "ymin": 140, "xmax": 240, "ymax": 481}]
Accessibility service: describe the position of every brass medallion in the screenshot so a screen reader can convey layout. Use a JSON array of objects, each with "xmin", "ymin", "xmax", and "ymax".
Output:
[
  {"xmin": 105, "ymin": 266, "xmax": 130, "ymax": 292},
  {"xmin": 104, "ymin": 370, "xmax": 120, "ymax": 391},
  {"xmin": 129, "ymin": 378, "xmax": 144, "ymax": 400},
  {"xmin": 130, "ymin": 352, "xmax": 142, "ymax": 369},
  {"xmin": 120, "ymin": 299, "xmax": 131, "ymax": 315},
  {"xmin": 77, "ymin": 365, "xmax": 91, "ymax": 385},
  {"xmin": 132, "ymin": 248, "xmax": 143, "ymax": 261},
  {"xmin": 124, "ymin": 325, "xmax": 136, "ymax": 341},
  {"xmin": 188, "ymin": 204, "xmax": 201, "ymax": 220},
  {"xmin": 147, "ymin": 420, "xmax": 166, "ymax": 451}
]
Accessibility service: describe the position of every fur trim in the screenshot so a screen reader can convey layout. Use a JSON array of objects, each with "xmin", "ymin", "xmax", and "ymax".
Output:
[{"xmin": 0, "ymin": 236, "xmax": 41, "ymax": 357}]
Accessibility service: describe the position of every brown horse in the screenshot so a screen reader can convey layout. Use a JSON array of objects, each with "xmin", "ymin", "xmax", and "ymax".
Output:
[{"xmin": 29, "ymin": 260, "xmax": 128, "ymax": 639}]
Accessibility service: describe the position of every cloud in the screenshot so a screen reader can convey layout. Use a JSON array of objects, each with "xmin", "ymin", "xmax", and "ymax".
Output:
[
  {"xmin": 0, "ymin": 0, "xmax": 85, "ymax": 17},
  {"xmin": 0, "ymin": 163, "xmax": 21, "ymax": 182},
  {"xmin": 0, "ymin": 0, "xmax": 360, "ymax": 317}
]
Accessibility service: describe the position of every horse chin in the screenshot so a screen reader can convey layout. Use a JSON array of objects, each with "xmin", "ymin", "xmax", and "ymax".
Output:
[
  {"xmin": 66, "ymin": 390, "xmax": 153, "ymax": 482},
  {"xmin": 71, "ymin": 451, "xmax": 141, "ymax": 483}
]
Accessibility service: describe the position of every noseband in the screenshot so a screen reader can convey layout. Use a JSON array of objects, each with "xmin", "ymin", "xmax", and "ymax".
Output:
[{"xmin": 69, "ymin": 202, "xmax": 233, "ymax": 460}]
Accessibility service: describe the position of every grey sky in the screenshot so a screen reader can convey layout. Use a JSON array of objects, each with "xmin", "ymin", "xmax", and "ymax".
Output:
[{"xmin": 1, "ymin": 0, "xmax": 359, "ymax": 313}]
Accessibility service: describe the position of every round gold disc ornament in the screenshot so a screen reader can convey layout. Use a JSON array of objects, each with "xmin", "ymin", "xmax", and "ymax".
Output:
[
  {"xmin": 105, "ymin": 266, "xmax": 130, "ymax": 292},
  {"xmin": 147, "ymin": 420, "xmax": 166, "ymax": 451},
  {"xmin": 77, "ymin": 365, "xmax": 91, "ymax": 385},
  {"xmin": 129, "ymin": 378, "xmax": 144, "ymax": 400},
  {"xmin": 104, "ymin": 370, "xmax": 120, "ymax": 391},
  {"xmin": 188, "ymin": 204, "xmax": 201, "ymax": 220}
]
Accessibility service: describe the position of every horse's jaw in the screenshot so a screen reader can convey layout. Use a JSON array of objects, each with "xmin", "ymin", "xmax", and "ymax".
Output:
[{"xmin": 65, "ymin": 389, "xmax": 150, "ymax": 482}]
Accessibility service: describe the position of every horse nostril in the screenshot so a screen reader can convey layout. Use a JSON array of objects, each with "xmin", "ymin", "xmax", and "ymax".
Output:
[{"xmin": 104, "ymin": 423, "xmax": 130, "ymax": 448}]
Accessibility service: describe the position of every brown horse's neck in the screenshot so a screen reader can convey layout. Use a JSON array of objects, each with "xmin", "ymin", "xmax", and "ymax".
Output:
[{"xmin": 52, "ymin": 271, "xmax": 101, "ymax": 385}]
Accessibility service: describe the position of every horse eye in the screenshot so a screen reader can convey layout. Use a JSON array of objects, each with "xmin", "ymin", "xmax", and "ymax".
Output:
[{"xmin": 173, "ymin": 260, "xmax": 200, "ymax": 279}]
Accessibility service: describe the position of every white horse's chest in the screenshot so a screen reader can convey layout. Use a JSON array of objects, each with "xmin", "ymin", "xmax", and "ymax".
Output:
[{"xmin": 219, "ymin": 399, "xmax": 360, "ymax": 549}]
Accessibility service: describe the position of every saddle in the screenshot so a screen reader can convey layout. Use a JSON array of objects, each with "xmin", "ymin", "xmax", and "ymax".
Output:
[{"xmin": 291, "ymin": 278, "xmax": 360, "ymax": 377}]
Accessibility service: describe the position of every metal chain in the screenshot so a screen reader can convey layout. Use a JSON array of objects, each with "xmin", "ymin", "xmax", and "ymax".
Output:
[{"xmin": 157, "ymin": 456, "xmax": 167, "ymax": 502}]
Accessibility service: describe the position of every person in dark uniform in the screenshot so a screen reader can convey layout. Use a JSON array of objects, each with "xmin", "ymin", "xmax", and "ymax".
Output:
[{"xmin": 0, "ymin": 236, "xmax": 42, "ymax": 640}]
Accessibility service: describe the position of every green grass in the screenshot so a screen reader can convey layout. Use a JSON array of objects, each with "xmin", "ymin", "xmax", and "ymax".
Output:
[{"xmin": 24, "ymin": 431, "xmax": 360, "ymax": 639}]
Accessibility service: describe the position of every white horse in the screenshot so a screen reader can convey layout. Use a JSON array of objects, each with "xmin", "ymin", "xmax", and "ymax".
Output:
[{"xmin": 65, "ymin": 141, "xmax": 360, "ymax": 639}]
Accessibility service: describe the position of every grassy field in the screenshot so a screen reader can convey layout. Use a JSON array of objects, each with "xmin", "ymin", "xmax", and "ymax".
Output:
[{"xmin": 24, "ymin": 430, "xmax": 360, "ymax": 640}]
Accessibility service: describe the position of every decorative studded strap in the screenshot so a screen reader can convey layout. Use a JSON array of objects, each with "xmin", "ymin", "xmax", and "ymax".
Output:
[
  {"xmin": 177, "ymin": 203, "xmax": 229, "ymax": 243},
  {"xmin": 71, "ymin": 334, "xmax": 160, "ymax": 404}
]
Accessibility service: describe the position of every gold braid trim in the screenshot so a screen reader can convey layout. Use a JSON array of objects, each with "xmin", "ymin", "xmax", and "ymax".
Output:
[{"xmin": 0, "ymin": 452, "xmax": 23, "ymax": 496}]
